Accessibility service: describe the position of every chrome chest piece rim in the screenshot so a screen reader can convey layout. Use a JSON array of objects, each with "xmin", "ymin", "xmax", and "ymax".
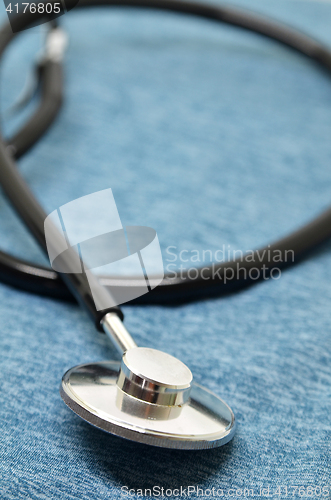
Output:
[{"xmin": 60, "ymin": 344, "xmax": 236, "ymax": 450}]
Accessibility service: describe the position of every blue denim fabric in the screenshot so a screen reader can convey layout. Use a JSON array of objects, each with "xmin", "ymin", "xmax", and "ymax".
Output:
[{"xmin": 0, "ymin": 0, "xmax": 330, "ymax": 498}]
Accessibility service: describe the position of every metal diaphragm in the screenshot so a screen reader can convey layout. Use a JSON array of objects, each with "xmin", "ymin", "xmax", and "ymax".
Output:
[{"xmin": 60, "ymin": 347, "xmax": 236, "ymax": 450}]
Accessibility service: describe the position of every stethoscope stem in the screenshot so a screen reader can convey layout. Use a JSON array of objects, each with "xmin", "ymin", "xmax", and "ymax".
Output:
[{"xmin": 101, "ymin": 313, "xmax": 138, "ymax": 355}]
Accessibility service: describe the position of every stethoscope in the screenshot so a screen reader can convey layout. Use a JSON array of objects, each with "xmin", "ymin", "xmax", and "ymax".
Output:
[{"xmin": 1, "ymin": 0, "xmax": 331, "ymax": 450}]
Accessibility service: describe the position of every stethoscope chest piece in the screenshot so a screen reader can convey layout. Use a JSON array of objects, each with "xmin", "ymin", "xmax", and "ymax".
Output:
[{"xmin": 60, "ymin": 347, "xmax": 236, "ymax": 450}]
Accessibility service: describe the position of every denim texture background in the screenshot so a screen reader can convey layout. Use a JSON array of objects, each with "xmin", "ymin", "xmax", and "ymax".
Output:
[{"xmin": 0, "ymin": 0, "xmax": 330, "ymax": 498}]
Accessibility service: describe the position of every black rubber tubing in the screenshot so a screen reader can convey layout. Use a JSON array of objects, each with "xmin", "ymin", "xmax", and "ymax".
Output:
[{"xmin": 0, "ymin": 0, "xmax": 331, "ymax": 310}]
